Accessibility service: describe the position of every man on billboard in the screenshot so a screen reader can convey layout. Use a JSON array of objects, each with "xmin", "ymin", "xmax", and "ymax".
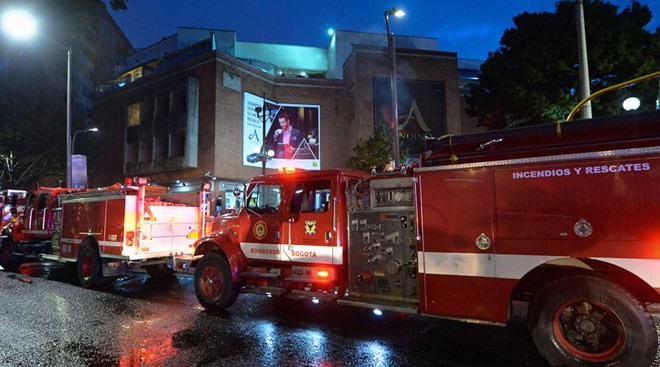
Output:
[{"xmin": 272, "ymin": 111, "xmax": 305, "ymax": 159}]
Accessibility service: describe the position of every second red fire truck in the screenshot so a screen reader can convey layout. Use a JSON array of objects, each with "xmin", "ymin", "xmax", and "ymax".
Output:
[
  {"xmin": 181, "ymin": 110, "xmax": 659, "ymax": 367},
  {"xmin": 0, "ymin": 179, "xmax": 210, "ymax": 287}
]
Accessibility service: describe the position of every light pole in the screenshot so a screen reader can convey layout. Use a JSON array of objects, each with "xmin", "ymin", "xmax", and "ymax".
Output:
[
  {"xmin": 72, "ymin": 128, "xmax": 99, "ymax": 154},
  {"xmin": 254, "ymin": 102, "xmax": 275, "ymax": 175},
  {"xmin": 2, "ymin": 10, "xmax": 72, "ymax": 186},
  {"xmin": 255, "ymin": 105, "xmax": 267, "ymax": 175},
  {"xmin": 575, "ymin": 0, "xmax": 592, "ymax": 119},
  {"xmin": 384, "ymin": 7, "xmax": 405, "ymax": 168}
]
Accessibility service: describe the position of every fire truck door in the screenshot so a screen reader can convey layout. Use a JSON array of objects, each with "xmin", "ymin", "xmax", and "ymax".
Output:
[
  {"xmin": 416, "ymin": 169, "xmax": 506, "ymax": 323},
  {"xmin": 239, "ymin": 182, "xmax": 284, "ymax": 261},
  {"xmin": 284, "ymin": 179, "xmax": 338, "ymax": 264}
]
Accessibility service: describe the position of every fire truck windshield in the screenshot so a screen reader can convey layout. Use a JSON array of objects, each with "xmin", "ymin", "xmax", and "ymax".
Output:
[{"xmin": 246, "ymin": 184, "xmax": 281, "ymax": 214}]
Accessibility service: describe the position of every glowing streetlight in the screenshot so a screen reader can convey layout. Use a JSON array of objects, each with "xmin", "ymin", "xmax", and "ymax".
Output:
[
  {"xmin": 2, "ymin": 10, "xmax": 37, "ymax": 39},
  {"xmin": 384, "ymin": 7, "xmax": 405, "ymax": 168},
  {"xmin": 622, "ymin": 97, "xmax": 640, "ymax": 111},
  {"xmin": 72, "ymin": 128, "xmax": 99, "ymax": 154},
  {"xmin": 2, "ymin": 9, "xmax": 73, "ymax": 187}
]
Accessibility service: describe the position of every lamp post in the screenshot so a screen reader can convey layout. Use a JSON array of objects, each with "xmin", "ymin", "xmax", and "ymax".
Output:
[
  {"xmin": 254, "ymin": 103, "xmax": 278, "ymax": 176},
  {"xmin": 2, "ymin": 10, "xmax": 72, "ymax": 186},
  {"xmin": 575, "ymin": 0, "xmax": 592, "ymax": 119},
  {"xmin": 72, "ymin": 127, "xmax": 99, "ymax": 154},
  {"xmin": 384, "ymin": 7, "xmax": 405, "ymax": 168},
  {"xmin": 255, "ymin": 105, "xmax": 267, "ymax": 175}
]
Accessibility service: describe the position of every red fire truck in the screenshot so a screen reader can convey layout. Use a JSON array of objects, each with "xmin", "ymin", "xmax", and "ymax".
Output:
[
  {"xmin": 0, "ymin": 179, "xmax": 210, "ymax": 287},
  {"xmin": 184, "ymin": 110, "xmax": 659, "ymax": 367}
]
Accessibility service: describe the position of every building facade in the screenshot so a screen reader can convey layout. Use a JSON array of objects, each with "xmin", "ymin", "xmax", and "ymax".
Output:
[{"xmin": 92, "ymin": 28, "xmax": 474, "ymax": 210}]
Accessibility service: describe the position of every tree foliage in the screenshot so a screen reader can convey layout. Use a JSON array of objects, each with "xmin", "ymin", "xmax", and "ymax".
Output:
[
  {"xmin": 466, "ymin": 0, "xmax": 659, "ymax": 130},
  {"xmin": 346, "ymin": 127, "xmax": 395, "ymax": 173}
]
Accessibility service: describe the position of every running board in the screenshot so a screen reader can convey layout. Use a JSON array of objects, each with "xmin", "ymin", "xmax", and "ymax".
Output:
[
  {"xmin": 337, "ymin": 296, "xmax": 419, "ymax": 314},
  {"xmin": 286, "ymin": 289, "xmax": 339, "ymax": 302},
  {"xmin": 241, "ymin": 285, "xmax": 288, "ymax": 296},
  {"xmin": 239, "ymin": 271, "xmax": 280, "ymax": 278}
]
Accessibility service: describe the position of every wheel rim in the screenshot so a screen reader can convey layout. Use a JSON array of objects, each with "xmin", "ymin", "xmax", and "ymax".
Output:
[
  {"xmin": 200, "ymin": 265, "xmax": 223, "ymax": 299},
  {"xmin": 553, "ymin": 299, "xmax": 625, "ymax": 361},
  {"xmin": 81, "ymin": 253, "xmax": 94, "ymax": 279}
]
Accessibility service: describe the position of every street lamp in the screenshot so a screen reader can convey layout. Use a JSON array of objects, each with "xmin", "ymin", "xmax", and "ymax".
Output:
[
  {"xmin": 254, "ymin": 104, "xmax": 275, "ymax": 175},
  {"xmin": 72, "ymin": 128, "xmax": 99, "ymax": 154},
  {"xmin": 384, "ymin": 7, "xmax": 405, "ymax": 168},
  {"xmin": 2, "ymin": 10, "xmax": 72, "ymax": 187}
]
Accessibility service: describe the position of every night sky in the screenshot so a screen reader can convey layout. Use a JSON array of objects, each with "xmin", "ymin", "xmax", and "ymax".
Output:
[{"xmin": 109, "ymin": 0, "xmax": 659, "ymax": 60}]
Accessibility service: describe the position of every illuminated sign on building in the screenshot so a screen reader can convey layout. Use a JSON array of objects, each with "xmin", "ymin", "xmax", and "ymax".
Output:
[
  {"xmin": 373, "ymin": 78, "xmax": 446, "ymax": 156},
  {"xmin": 243, "ymin": 92, "xmax": 321, "ymax": 170}
]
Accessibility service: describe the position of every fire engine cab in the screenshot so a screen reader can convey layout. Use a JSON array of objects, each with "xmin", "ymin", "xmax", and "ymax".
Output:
[
  {"xmin": 0, "ymin": 179, "xmax": 210, "ymax": 287},
  {"xmin": 186, "ymin": 110, "xmax": 659, "ymax": 367}
]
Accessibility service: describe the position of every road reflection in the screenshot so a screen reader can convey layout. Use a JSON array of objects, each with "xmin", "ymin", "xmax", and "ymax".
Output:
[{"xmin": 2, "ymin": 261, "xmax": 552, "ymax": 366}]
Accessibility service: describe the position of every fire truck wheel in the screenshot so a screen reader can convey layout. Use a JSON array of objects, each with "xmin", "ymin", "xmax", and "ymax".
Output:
[
  {"xmin": 77, "ymin": 245, "xmax": 101, "ymax": 288},
  {"xmin": 194, "ymin": 252, "xmax": 240, "ymax": 311},
  {"xmin": 0, "ymin": 241, "xmax": 19, "ymax": 271},
  {"xmin": 528, "ymin": 275, "xmax": 657, "ymax": 367}
]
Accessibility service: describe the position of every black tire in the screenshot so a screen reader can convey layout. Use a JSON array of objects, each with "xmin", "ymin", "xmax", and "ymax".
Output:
[
  {"xmin": 0, "ymin": 241, "xmax": 18, "ymax": 271},
  {"xmin": 77, "ymin": 245, "xmax": 101, "ymax": 288},
  {"xmin": 528, "ymin": 275, "xmax": 657, "ymax": 367},
  {"xmin": 194, "ymin": 252, "xmax": 240, "ymax": 311}
]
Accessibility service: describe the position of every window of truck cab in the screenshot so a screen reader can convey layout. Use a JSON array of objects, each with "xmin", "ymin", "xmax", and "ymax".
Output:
[
  {"xmin": 289, "ymin": 180, "xmax": 331, "ymax": 213},
  {"xmin": 246, "ymin": 183, "xmax": 281, "ymax": 214}
]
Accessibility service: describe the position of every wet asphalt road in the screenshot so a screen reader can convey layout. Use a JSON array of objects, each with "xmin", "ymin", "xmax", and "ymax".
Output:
[{"xmin": 0, "ymin": 263, "xmax": 657, "ymax": 367}]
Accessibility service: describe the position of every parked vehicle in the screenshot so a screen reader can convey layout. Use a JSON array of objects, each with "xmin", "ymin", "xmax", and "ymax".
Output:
[
  {"xmin": 182, "ymin": 110, "xmax": 660, "ymax": 367},
  {"xmin": 0, "ymin": 179, "xmax": 210, "ymax": 287}
]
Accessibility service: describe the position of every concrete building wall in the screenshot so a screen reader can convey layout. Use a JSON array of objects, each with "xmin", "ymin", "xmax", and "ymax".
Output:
[
  {"xmin": 92, "ymin": 39, "xmax": 462, "ymax": 188},
  {"xmin": 343, "ymin": 45, "xmax": 460, "ymax": 159}
]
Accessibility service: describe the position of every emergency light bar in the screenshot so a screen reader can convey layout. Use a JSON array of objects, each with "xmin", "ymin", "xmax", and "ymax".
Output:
[{"xmin": 277, "ymin": 167, "xmax": 297, "ymax": 174}]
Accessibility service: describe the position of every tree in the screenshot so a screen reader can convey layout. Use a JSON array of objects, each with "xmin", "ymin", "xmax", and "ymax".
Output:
[
  {"xmin": 346, "ymin": 126, "xmax": 407, "ymax": 173},
  {"xmin": 466, "ymin": 0, "xmax": 659, "ymax": 130}
]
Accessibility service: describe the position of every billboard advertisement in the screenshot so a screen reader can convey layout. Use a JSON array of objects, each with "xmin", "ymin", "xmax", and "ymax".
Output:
[{"xmin": 243, "ymin": 92, "xmax": 320, "ymax": 170}]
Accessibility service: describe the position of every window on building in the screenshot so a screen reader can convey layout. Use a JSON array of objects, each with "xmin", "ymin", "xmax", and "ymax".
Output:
[
  {"xmin": 171, "ymin": 90, "xmax": 187, "ymax": 115},
  {"xmin": 139, "ymin": 140, "xmax": 152, "ymax": 163},
  {"xmin": 127, "ymin": 102, "xmax": 140, "ymax": 127},
  {"xmin": 124, "ymin": 77, "xmax": 199, "ymax": 174},
  {"xmin": 155, "ymin": 93, "xmax": 170, "ymax": 119},
  {"xmin": 126, "ymin": 142, "xmax": 138, "ymax": 164},
  {"xmin": 170, "ymin": 132, "xmax": 185, "ymax": 158},
  {"xmin": 130, "ymin": 68, "xmax": 143, "ymax": 82}
]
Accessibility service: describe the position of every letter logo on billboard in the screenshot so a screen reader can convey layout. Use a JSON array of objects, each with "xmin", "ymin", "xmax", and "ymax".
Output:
[
  {"xmin": 304, "ymin": 220, "xmax": 317, "ymax": 235},
  {"xmin": 253, "ymin": 220, "xmax": 268, "ymax": 240}
]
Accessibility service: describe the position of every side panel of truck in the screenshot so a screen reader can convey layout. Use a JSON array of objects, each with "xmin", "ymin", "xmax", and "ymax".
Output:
[
  {"xmin": 137, "ymin": 205, "xmax": 199, "ymax": 258},
  {"xmin": 416, "ymin": 148, "xmax": 660, "ymax": 323},
  {"xmin": 491, "ymin": 152, "xmax": 660, "ymax": 286},
  {"xmin": 61, "ymin": 198, "xmax": 115, "ymax": 259},
  {"xmin": 416, "ymin": 169, "xmax": 513, "ymax": 323}
]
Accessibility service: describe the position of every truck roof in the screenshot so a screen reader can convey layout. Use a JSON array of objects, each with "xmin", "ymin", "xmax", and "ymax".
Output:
[{"xmin": 423, "ymin": 110, "xmax": 660, "ymax": 166}]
